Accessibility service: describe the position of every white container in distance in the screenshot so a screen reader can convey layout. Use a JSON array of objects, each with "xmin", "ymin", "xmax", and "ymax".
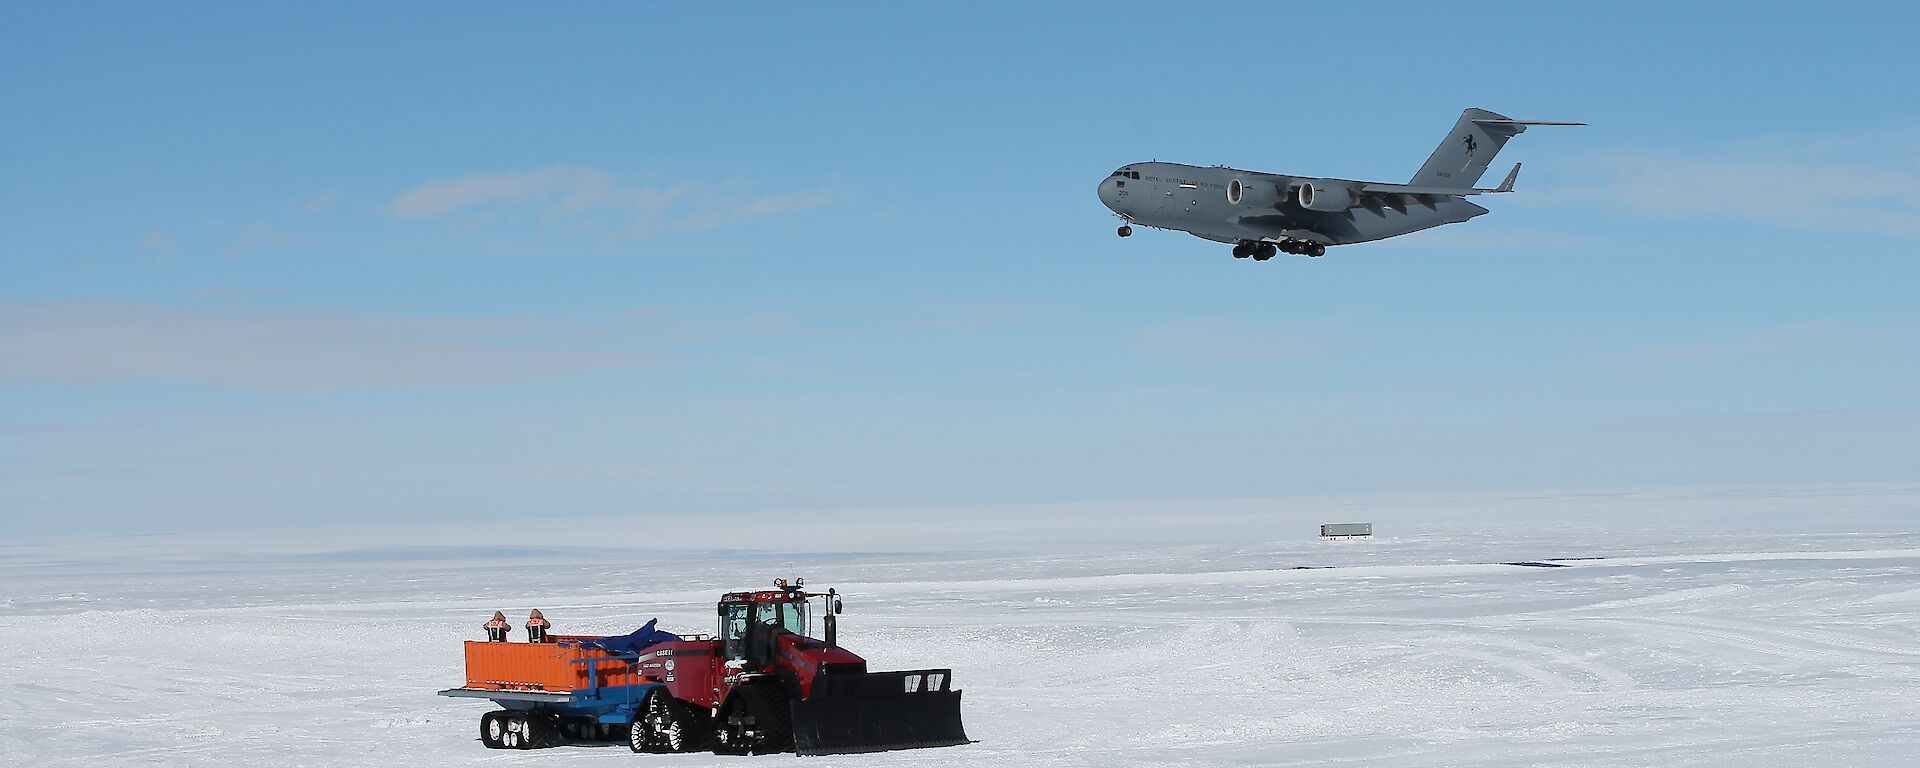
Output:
[{"xmin": 1319, "ymin": 522, "xmax": 1373, "ymax": 540}]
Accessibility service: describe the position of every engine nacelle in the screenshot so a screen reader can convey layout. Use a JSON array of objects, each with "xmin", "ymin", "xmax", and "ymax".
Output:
[
  {"xmin": 1296, "ymin": 180, "xmax": 1354, "ymax": 212},
  {"xmin": 1225, "ymin": 177, "xmax": 1280, "ymax": 208}
]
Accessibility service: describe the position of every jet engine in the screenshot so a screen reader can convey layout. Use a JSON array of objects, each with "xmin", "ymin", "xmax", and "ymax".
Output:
[
  {"xmin": 1225, "ymin": 177, "xmax": 1280, "ymax": 208},
  {"xmin": 1296, "ymin": 180, "xmax": 1354, "ymax": 212}
]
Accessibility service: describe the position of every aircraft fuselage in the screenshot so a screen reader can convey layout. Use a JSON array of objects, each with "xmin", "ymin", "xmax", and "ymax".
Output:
[
  {"xmin": 1096, "ymin": 161, "xmax": 1487, "ymax": 248},
  {"xmin": 1096, "ymin": 108, "xmax": 1582, "ymax": 258}
]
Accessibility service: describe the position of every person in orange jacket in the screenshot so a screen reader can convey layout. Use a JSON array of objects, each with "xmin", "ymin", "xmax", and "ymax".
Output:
[
  {"xmin": 484, "ymin": 611, "xmax": 511, "ymax": 642},
  {"xmin": 526, "ymin": 609, "xmax": 552, "ymax": 643}
]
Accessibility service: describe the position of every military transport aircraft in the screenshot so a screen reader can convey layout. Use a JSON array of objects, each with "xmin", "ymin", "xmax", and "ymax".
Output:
[{"xmin": 1097, "ymin": 108, "xmax": 1582, "ymax": 259}]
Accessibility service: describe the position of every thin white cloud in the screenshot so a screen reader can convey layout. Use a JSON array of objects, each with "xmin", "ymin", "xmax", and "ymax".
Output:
[
  {"xmin": 1365, "ymin": 226, "xmax": 1598, "ymax": 253},
  {"xmin": 1537, "ymin": 133, "xmax": 1920, "ymax": 235},
  {"xmin": 300, "ymin": 192, "xmax": 341, "ymax": 213},
  {"xmin": 385, "ymin": 166, "xmax": 832, "ymax": 237},
  {"xmin": 384, "ymin": 167, "xmax": 619, "ymax": 219},
  {"xmin": 219, "ymin": 225, "xmax": 297, "ymax": 256},
  {"xmin": 914, "ymin": 303, "xmax": 1035, "ymax": 331},
  {"xmin": 668, "ymin": 189, "xmax": 836, "ymax": 234},
  {"xmin": 1611, "ymin": 321, "xmax": 1915, "ymax": 365},
  {"xmin": 1135, "ymin": 317, "xmax": 1316, "ymax": 364},
  {"xmin": 0, "ymin": 301, "xmax": 657, "ymax": 392}
]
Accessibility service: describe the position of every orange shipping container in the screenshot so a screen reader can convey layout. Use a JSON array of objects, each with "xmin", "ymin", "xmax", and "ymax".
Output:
[{"xmin": 463, "ymin": 636, "xmax": 652, "ymax": 692}]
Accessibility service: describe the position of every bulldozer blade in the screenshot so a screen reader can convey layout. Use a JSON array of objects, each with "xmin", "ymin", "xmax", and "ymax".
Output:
[{"xmin": 791, "ymin": 669, "xmax": 970, "ymax": 756}]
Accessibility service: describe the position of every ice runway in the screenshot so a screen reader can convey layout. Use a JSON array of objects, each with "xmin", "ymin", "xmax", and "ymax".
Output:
[{"xmin": 5, "ymin": 491, "xmax": 1920, "ymax": 766}]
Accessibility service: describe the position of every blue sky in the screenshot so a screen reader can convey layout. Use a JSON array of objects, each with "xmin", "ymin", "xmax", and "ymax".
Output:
[{"xmin": 4, "ymin": 3, "xmax": 1918, "ymax": 535}]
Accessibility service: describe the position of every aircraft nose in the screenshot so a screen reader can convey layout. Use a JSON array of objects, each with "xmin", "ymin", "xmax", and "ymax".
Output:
[{"xmin": 1097, "ymin": 177, "xmax": 1119, "ymax": 211}]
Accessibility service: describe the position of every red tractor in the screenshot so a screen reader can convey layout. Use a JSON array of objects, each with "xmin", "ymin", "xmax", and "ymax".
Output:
[{"xmin": 440, "ymin": 579, "xmax": 969, "ymax": 756}]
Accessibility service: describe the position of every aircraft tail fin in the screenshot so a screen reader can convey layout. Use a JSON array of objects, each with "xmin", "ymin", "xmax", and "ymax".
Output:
[{"xmin": 1408, "ymin": 108, "xmax": 1583, "ymax": 188}]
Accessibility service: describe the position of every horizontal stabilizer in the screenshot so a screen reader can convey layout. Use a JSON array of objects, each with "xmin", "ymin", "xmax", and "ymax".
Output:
[
  {"xmin": 1494, "ymin": 162, "xmax": 1521, "ymax": 193},
  {"xmin": 1472, "ymin": 119, "xmax": 1588, "ymax": 127},
  {"xmin": 1409, "ymin": 108, "xmax": 1584, "ymax": 187}
]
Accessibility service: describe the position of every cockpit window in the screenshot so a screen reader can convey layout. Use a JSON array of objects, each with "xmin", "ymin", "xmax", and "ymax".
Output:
[{"xmin": 1130, "ymin": 172, "xmax": 1140, "ymax": 180}]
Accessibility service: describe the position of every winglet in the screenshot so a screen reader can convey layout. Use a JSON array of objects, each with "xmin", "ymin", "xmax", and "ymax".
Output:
[{"xmin": 1494, "ymin": 162, "xmax": 1521, "ymax": 193}]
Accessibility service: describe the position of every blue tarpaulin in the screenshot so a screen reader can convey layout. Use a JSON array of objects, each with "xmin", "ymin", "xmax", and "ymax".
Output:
[{"xmin": 581, "ymin": 619, "xmax": 681, "ymax": 654}]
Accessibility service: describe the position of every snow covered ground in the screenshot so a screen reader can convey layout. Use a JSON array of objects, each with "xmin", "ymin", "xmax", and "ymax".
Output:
[{"xmin": 4, "ymin": 485, "xmax": 1920, "ymax": 766}]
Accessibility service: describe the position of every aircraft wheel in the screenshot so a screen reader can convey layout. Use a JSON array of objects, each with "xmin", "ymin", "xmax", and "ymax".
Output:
[
  {"xmin": 1256, "ymin": 243, "xmax": 1278, "ymax": 261},
  {"xmin": 1307, "ymin": 243, "xmax": 1326, "ymax": 258},
  {"xmin": 1116, "ymin": 225, "xmax": 1132, "ymax": 237},
  {"xmin": 1231, "ymin": 243, "xmax": 1253, "ymax": 259}
]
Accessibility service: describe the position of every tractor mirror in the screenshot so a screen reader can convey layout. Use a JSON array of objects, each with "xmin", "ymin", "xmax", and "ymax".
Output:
[{"xmin": 833, "ymin": 598, "xmax": 844, "ymax": 615}]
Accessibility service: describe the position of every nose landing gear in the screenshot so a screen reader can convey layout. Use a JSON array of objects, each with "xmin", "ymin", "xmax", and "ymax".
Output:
[{"xmin": 1117, "ymin": 225, "xmax": 1133, "ymax": 238}]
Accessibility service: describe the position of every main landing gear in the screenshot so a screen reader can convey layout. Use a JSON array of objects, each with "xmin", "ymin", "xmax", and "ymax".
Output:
[
  {"xmin": 1232, "ymin": 242, "xmax": 1278, "ymax": 261},
  {"xmin": 1234, "ymin": 239, "xmax": 1325, "ymax": 260}
]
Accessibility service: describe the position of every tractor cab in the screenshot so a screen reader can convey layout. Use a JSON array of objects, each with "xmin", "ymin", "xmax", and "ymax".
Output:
[{"xmin": 718, "ymin": 584, "xmax": 809, "ymax": 669}]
